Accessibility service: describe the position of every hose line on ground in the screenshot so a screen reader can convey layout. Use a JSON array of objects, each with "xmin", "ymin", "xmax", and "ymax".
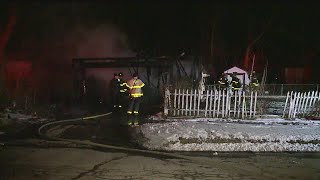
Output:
[{"xmin": 38, "ymin": 112, "xmax": 189, "ymax": 160}]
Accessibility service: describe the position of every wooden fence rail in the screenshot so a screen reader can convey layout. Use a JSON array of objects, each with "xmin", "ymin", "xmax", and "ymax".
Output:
[
  {"xmin": 164, "ymin": 89, "xmax": 258, "ymax": 119},
  {"xmin": 283, "ymin": 91, "xmax": 320, "ymax": 119}
]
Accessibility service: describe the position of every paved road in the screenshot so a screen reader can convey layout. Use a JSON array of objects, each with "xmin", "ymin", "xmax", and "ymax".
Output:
[
  {"xmin": 1, "ymin": 145, "xmax": 319, "ymax": 179},
  {"xmin": 0, "ymin": 146, "xmax": 235, "ymax": 180}
]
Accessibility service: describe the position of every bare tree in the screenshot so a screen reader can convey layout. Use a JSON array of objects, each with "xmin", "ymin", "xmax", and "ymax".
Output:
[{"xmin": 243, "ymin": 17, "xmax": 272, "ymax": 70}]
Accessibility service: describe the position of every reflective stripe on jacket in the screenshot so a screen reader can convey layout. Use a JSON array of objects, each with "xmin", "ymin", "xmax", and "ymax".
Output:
[
  {"xmin": 126, "ymin": 78, "xmax": 145, "ymax": 98},
  {"xmin": 119, "ymin": 79, "xmax": 128, "ymax": 93}
]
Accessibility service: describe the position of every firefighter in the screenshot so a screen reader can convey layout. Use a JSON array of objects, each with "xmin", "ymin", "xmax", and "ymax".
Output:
[
  {"xmin": 126, "ymin": 72, "xmax": 145, "ymax": 126},
  {"xmin": 109, "ymin": 73, "xmax": 121, "ymax": 110},
  {"xmin": 231, "ymin": 72, "xmax": 242, "ymax": 91},
  {"xmin": 118, "ymin": 72, "xmax": 129, "ymax": 108},
  {"xmin": 250, "ymin": 71, "xmax": 259, "ymax": 91},
  {"xmin": 217, "ymin": 73, "xmax": 229, "ymax": 90}
]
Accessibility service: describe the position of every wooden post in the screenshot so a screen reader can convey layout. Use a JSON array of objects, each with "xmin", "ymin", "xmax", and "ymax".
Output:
[
  {"xmin": 241, "ymin": 91, "xmax": 245, "ymax": 119},
  {"xmin": 300, "ymin": 92, "xmax": 307, "ymax": 116},
  {"xmin": 189, "ymin": 89, "xmax": 193, "ymax": 116},
  {"xmin": 213, "ymin": 90, "xmax": 217, "ymax": 118},
  {"xmin": 225, "ymin": 90, "xmax": 229, "ymax": 117},
  {"xmin": 311, "ymin": 91, "xmax": 319, "ymax": 110},
  {"xmin": 293, "ymin": 92, "xmax": 300, "ymax": 118},
  {"xmin": 185, "ymin": 89, "xmax": 189, "ymax": 116},
  {"xmin": 164, "ymin": 87, "xmax": 170, "ymax": 116},
  {"xmin": 205, "ymin": 90, "xmax": 209, "ymax": 117},
  {"xmin": 249, "ymin": 91, "xmax": 253, "ymax": 119},
  {"xmin": 237, "ymin": 90, "xmax": 241, "ymax": 118},
  {"xmin": 193, "ymin": 89, "xmax": 197, "ymax": 116},
  {"xmin": 253, "ymin": 91, "xmax": 257, "ymax": 118},
  {"xmin": 303, "ymin": 91, "xmax": 311, "ymax": 116},
  {"xmin": 288, "ymin": 91, "xmax": 294, "ymax": 118},
  {"xmin": 181, "ymin": 89, "xmax": 185, "ymax": 116},
  {"xmin": 234, "ymin": 91, "xmax": 237, "ymax": 117},
  {"xmin": 297, "ymin": 92, "xmax": 304, "ymax": 115},
  {"xmin": 173, "ymin": 89, "xmax": 177, "ymax": 116},
  {"xmin": 307, "ymin": 91, "xmax": 315, "ymax": 114},
  {"xmin": 209, "ymin": 90, "xmax": 213, "ymax": 117},
  {"xmin": 228, "ymin": 90, "xmax": 232, "ymax": 117},
  {"xmin": 217, "ymin": 90, "xmax": 221, "ymax": 118},
  {"xmin": 177, "ymin": 89, "xmax": 181, "ymax": 116},
  {"xmin": 282, "ymin": 91, "xmax": 290, "ymax": 118},
  {"xmin": 197, "ymin": 90, "xmax": 201, "ymax": 116},
  {"xmin": 222, "ymin": 90, "xmax": 225, "ymax": 118}
]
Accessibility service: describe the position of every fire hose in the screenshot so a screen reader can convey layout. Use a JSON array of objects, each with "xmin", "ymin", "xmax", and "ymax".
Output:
[{"xmin": 38, "ymin": 112, "xmax": 189, "ymax": 160}]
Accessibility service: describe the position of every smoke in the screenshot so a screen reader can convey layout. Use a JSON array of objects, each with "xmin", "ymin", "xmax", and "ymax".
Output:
[
  {"xmin": 6, "ymin": 5, "xmax": 136, "ymax": 103},
  {"xmin": 70, "ymin": 24, "xmax": 135, "ymax": 58}
]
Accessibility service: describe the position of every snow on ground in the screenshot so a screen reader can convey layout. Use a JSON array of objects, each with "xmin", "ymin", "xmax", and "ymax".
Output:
[{"xmin": 136, "ymin": 117, "xmax": 320, "ymax": 152}]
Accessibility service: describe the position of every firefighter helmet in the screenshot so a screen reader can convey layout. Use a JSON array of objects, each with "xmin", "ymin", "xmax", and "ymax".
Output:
[{"xmin": 132, "ymin": 72, "xmax": 138, "ymax": 77}]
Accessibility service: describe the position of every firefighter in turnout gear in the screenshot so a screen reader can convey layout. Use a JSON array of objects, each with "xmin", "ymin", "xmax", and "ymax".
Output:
[
  {"xmin": 118, "ymin": 72, "xmax": 129, "ymax": 108},
  {"xmin": 126, "ymin": 72, "xmax": 145, "ymax": 126},
  {"xmin": 218, "ymin": 73, "xmax": 229, "ymax": 90},
  {"xmin": 110, "ymin": 73, "xmax": 121, "ymax": 110},
  {"xmin": 231, "ymin": 72, "xmax": 242, "ymax": 91},
  {"xmin": 250, "ymin": 71, "xmax": 259, "ymax": 91}
]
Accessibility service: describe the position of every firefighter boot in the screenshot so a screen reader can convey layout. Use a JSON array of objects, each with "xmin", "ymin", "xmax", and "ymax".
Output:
[
  {"xmin": 133, "ymin": 114, "xmax": 139, "ymax": 126},
  {"xmin": 127, "ymin": 114, "xmax": 134, "ymax": 126}
]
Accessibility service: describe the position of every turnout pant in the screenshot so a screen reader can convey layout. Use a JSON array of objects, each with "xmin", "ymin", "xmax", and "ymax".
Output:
[{"xmin": 127, "ymin": 97, "xmax": 142, "ymax": 125}]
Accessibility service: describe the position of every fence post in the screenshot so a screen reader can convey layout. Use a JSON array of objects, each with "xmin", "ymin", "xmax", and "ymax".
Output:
[
  {"xmin": 205, "ymin": 90, "xmax": 209, "ymax": 117},
  {"xmin": 193, "ymin": 89, "xmax": 197, "ymax": 116},
  {"xmin": 189, "ymin": 89, "xmax": 193, "ymax": 116},
  {"xmin": 249, "ymin": 91, "xmax": 253, "ymax": 119},
  {"xmin": 213, "ymin": 90, "xmax": 217, "ymax": 118},
  {"xmin": 288, "ymin": 91, "xmax": 294, "ymax": 118},
  {"xmin": 281, "ymin": 84, "xmax": 284, "ymax": 96},
  {"xmin": 293, "ymin": 92, "xmax": 300, "ymax": 118},
  {"xmin": 173, "ymin": 89, "xmax": 177, "ymax": 116},
  {"xmin": 164, "ymin": 87, "xmax": 170, "ymax": 116},
  {"xmin": 282, "ymin": 91, "xmax": 290, "ymax": 118},
  {"xmin": 197, "ymin": 90, "xmax": 201, "ymax": 116},
  {"xmin": 177, "ymin": 89, "xmax": 181, "ymax": 116},
  {"xmin": 222, "ymin": 90, "xmax": 225, "ymax": 118},
  {"xmin": 209, "ymin": 90, "xmax": 213, "ymax": 117},
  {"xmin": 185, "ymin": 89, "xmax": 188, "ymax": 116},
  {"xmin": 241, "ymin": 91, "xmax": 245, "ymax": 119},
  {"xmin": 228, "ymin": 91, "xmax": 232, "ymax": 117},
  {"xmin": 237, "ymin": 91, "xmax": 241, "ymax": 118},
  {"xmin": 300, "ymin": 92, "xmax": 307, "ymax": 116},
  {"xmin": 181, "ymin": 89, "xmax": 185, "ymax": 116},
  {"xmin": 308, "ymin": 91, "xmax": 315, "ymax": 115},
  {"xmin": 253, "ymin": 91, "xmax": 257, "ymax": 118},
  {"xmin": 234, "ymin": 91, "xmax": 237, "ymax": 117},
  {"xmin": 303, "ymin": 91, "xmax": 311, "ymax": 116},
  {"xmin": 225, "ymin": 90, "xmax": 229, "ymax": 117},
  {"xmin": 217, "ymin": 90, "xmax": 221, "ymax": 118}
]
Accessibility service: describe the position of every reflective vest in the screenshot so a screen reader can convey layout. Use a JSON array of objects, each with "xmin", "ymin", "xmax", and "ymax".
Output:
[
  {"xmin": 126, "ymin": 78, "xmax": 145, "ymax": 98},
  {"xmin": 119, "ymin": 79, "xmax": 128, "ymax": 93},
  {"xmin": 218, "ymin": 77, "xmax": 229, "ymax": 87},
  {"xmin": 251, "ymin": 78, "xmax": 259, "ymax": 87},
  {"xmin": 231, "ymin": 77, "xmax": 242, "ymax": 90}
]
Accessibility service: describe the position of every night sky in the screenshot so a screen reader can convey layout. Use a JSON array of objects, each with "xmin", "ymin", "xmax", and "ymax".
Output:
[{"xmin": 1, "ymin": 2, "xmax": 319, "ymax": 79}]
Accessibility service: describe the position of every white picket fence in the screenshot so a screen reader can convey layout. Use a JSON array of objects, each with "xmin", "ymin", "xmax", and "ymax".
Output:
[
  {"xmin": 283, "ymin": 91, "xmax": 320, "ymax": 119},
  {"xmin": 164, "ymin": 88, "xmax": 258, "ymax": 119}
]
